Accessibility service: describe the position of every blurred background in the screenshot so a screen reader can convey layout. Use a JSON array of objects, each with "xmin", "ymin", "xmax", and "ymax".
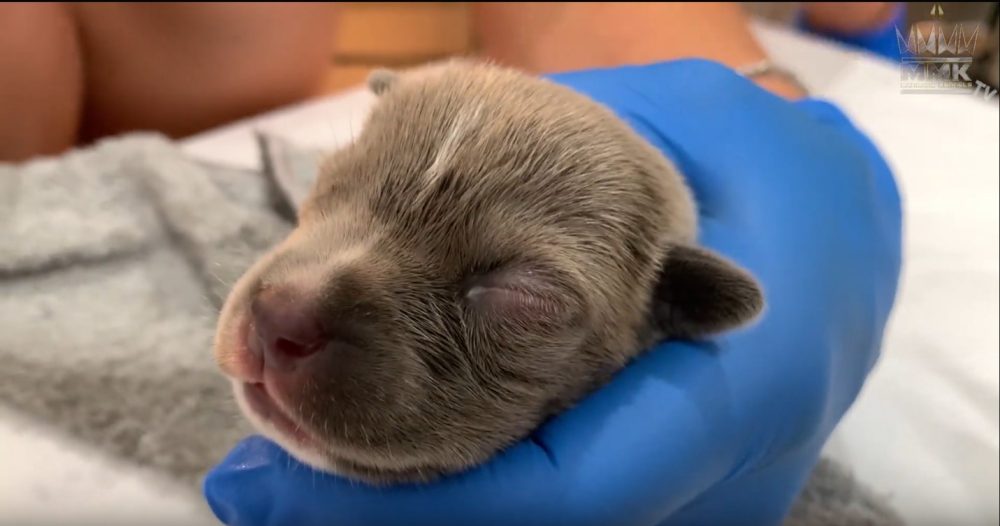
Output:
[
  {"xmin": 2, "ymin": 2, "xmax": 997, "ymax": 162},
  {"xmin": 319, "ymin": 2, "xmax": 998, "ymax": 91}
]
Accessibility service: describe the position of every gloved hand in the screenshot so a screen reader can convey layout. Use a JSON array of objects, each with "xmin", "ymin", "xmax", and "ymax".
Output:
[{"xmin": 203, "ymin": 59, "xmax": 902, "ymax": 526}]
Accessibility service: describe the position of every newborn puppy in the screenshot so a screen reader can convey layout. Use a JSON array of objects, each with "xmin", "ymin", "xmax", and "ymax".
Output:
[{"xmin": 213, "ymin": 59, "xmax": 763, "ymax": 484}]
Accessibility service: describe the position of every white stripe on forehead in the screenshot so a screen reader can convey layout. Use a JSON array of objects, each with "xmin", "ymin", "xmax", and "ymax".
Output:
[{"xmin": 424, "ymin": 103, "xmax": 483, "ymax": 185}]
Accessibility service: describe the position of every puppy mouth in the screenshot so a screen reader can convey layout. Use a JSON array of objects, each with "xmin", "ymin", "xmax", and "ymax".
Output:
[
  {"xmin": 222, "ymin": 308, "xmax": 446, "ymax": 479},
  {"xmin": 222, "ymin": 313, "xmax": 317, "ymax": 446},
  {"xmin": 236, "ymin": 379, "xmax": 440, "ymax": 480},
  {"xmin": 238, "ymin": 380, "xmax": 322, "ymax": 449}
]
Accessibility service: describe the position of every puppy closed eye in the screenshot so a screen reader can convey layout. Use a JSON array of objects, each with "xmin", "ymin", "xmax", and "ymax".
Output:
[{"xmin": 462, "ymin": 265, "xmax": 581, "ymax": 328}]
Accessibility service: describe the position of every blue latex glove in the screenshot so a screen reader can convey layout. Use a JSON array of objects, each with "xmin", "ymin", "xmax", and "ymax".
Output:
[{"xmin": 203, "ymin": 59, "xmax": 902, "ymax": 526}]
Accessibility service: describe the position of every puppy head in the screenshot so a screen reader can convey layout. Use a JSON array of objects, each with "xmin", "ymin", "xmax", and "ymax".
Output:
[{"xmin": 213, "ymin": 60, "xmax": 762, "ymax": 483}]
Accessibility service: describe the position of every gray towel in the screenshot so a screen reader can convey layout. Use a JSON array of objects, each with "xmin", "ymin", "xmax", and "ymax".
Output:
[
  {"xmin": 0, "ymin": 135, "xmax": 290, "ymax": 485},
  {"xmin": 0, "ymin": 135, "xmax": 903, "ymax": 525}
]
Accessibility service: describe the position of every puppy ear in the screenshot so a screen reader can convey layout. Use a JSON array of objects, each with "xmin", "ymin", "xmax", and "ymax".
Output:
[
  {"xmin": 368, "ymin": 68, "xmax": 399, "ymax": 96},
  {"xmin": 651, "ymin": 244, "xmax": 764, "ymax": 339}
]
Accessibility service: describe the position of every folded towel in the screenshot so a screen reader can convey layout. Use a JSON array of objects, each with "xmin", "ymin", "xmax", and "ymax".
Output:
[{"xmin": 0, "ymin": 135, "xmax": 291, "ymax": 484}]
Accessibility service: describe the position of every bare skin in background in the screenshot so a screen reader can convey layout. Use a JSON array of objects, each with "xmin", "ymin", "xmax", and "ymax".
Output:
[
  {"xmin": 473, "ymin": 2, "xmax": 898, "ymax": 99},
  {"xmin": 0, "ymin": 3, "xmax": 83, "ymax": 161},
  {"xmin": 0, "ymin": 2, "xmax": 337, "ymax": 162},
  {"xmin": 0, "ymin": 2, "xmax": 895, "ymax": 162}
]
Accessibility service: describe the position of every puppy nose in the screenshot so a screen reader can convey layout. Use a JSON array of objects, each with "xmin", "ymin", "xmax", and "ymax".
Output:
[{"xmin": 250, "ymin": 287, "xmax": 326, "ymax": 368}]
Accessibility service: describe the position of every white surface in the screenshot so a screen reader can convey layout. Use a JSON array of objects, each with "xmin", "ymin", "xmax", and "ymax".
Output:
[
  {"xmin": 3, "ymin": 21, "xmax": 996, "ymax": 526},
  {"xmin": 0, "ymin": 407, "xmax": 215, "ymax": 526}
]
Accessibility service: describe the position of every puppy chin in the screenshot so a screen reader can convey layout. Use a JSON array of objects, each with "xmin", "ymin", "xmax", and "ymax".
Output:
[
  {"xmin": 230, "ymin": 380, "xmax": 335, "ymax": 473},
  {"xmin": 230, "ymin": 381, "xmax": 439, "ymax": 484}
]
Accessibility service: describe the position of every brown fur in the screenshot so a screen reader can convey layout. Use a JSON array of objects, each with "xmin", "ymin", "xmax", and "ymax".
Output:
[{"xmin": 213, "ymin": 59, "xmax": 763, "ymax": 484}]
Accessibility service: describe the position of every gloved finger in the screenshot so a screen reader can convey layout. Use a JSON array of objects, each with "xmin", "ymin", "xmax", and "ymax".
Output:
[
  {"xmin": 549, "ymin": 59, "xmax": 802, "ymax": 221},
  {"xmin": 529, "ymin": 339, "xmax": 746, "ymax": 524},
  {"xmin": 205, "ymin": 434, "xmax": 575, "ymax": 526},
  {"xmin": 203, "ymin": 437, "xmax": 288, "ymax": 526}
]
